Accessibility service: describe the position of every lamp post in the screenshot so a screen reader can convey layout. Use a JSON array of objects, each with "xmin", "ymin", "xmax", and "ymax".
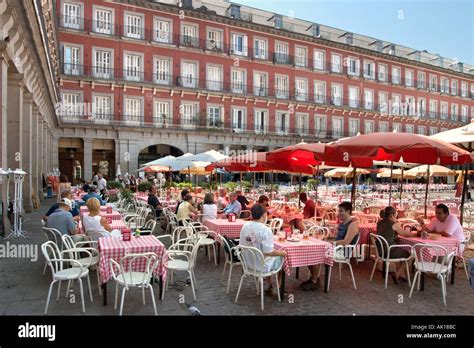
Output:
[
  {"xmin": 0, "ymin": 168, "xmax": 10, "ymax": 238},
  {"xmin": 7, "ymin": 169, "xmax": 28, "ymax": 238}
]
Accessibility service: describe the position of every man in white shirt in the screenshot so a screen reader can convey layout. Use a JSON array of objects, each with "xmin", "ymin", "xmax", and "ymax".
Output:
[
  {"xmin": 239, "ymin": 204, "xmax": 287, "ymax": 295},
  {"xmin": 97, "ymin": 174, "xmax": 107, "ymax": 192},
  {"xmin": 419, "ymin": 204, "xmax": 465, "ymax": 251}
]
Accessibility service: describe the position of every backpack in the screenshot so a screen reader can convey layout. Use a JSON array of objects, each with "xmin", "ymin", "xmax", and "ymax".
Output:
[{"xmin": 223, "ymin": 237, "xmax": 239, "ymax": 263}]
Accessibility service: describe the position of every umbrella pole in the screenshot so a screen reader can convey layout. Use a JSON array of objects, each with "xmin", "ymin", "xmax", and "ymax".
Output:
[
  {"xmin": 460, "ymin": 164, "xmax": 469, "ymax": 225},
  {"xmin": 270, "ymin": 171, "xmax": 274, "ymax": 201},
  {"xmin": 424, "ymin": 165, "xmax": 430, "ymax": 217},
  {"xmin": 298, "ymin": 173, "xmax": 302, "ymax": 208},
  {"xmin": 388, "ymin": 159, "xmax": 394, "ymax": 206},
  {"xmin": 240, "ymin": 172, "xmax": 243, "ymax": 191},
  {"xmin": 351, "ymin": 168, "xmax": 356, "ymax": 207},
  {"xmin": 400, "ymin": 168, "xmax": 404, "ymax": 205}
]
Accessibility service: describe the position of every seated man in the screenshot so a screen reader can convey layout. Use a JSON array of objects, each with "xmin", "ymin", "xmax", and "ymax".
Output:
[
  {"xmin": 334, "ymin": 201, "xmax": 359, "ymax": 246},
  {"xmin": 43, "ymin": 190, "xmax": 80, "ymax": 222},
  {"xmin": 147, "ymin": 186, "xmax": 163, "ymax": 217},
  {"xmin": 290, "ymin": 192, "xmax": 315, "ymax": 233},
  {"xmin": 236, "ymin": 190, "xmax": 249, "ymax": 211},
  {"xmin": 418, "ymin": 203, "xmax": 465, "ymax": 250},
  {"xmin": 239, "ymin": 204, "xmax": 287, "ymax": 296},
  {"xmin": 222, "ymin": 192, "xmax": 242, "ymax": 217},
  {"xmin": 45, "ymin": 198, "xmax": 81, "ymax": 241},
  {"xmin": 82, "ymin": 186, "xmax": 105, "ymax": 206}
]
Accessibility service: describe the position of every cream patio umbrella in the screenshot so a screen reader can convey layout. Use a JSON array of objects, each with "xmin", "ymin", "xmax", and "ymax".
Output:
[
  {"xmin": 324, "ymin": 167, "xmax": 370, "ymax": 178},
  {"xmin": 404, "ymin": 164, "xmax": 456, "ymax": 177}
]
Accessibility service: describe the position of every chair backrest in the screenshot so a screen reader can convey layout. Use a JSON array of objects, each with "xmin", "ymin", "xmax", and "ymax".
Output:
[
  {"xmin": 463, "ymin": 229, "xmax": 472, "ymax": 244},
  {"xmin": 172, "ymin": 225, "xmax": 194, "ymax": 243},
  {"xmin": 235, "ymin": 245, "xmax": 266, "ymax": 277},
  {"xmin": 308, "ymin": 225, "xmax": 330, "ymax": 240},
  {"xmin": 142, "ymin": 220, "xmax": 157, "ymax": 235},
  {"xmin": 42, "ymin": 227, "xmax": 65, "ymax": 250},
  {"xmin": 110, "ymin": 252, "xmax": 159, "ymax": 287},
  {"xmin": 370, "ymin": 233, "xmax": 390, "ymax": 260},
  {"xmin": 41, "ymin": 241, "xmax": 64, "ymax": 276},
  {"xmin": 217, "ymin": 234, "xmax": 239, "ymax": 264},
  {"xmin": 268, "ymin": 218, "xmax": 283, "ymax": 234},
  {"xmin": 412, "ymin": 243, "xmax": 455, "ymax": 275},
  {"xmin": 61, "ymin": 234, "xmax": 76, "ymax": 251}
]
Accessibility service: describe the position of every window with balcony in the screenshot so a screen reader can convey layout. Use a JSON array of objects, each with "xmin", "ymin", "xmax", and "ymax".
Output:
[
  {"xmin": 231, "ymin": 69, "xmax": 245, "ymax": 94},
  {"xmin": 296, "ymin": 113, "xmax": 309, "ymax": 136},
  {"xmin": 405, "ymin": 97, "xmax": 415, "ymax": 116},
  {"xmin": 314, "ymin": 50, "xmax": 325, "ymax": 71},
  {"xmin": 364, "ymin": 90, "xmax": 374, "ymax": 110},
  {"xmin": 154, "ymin": 100, "xmax": 170, "ymax": 126},
  {"xmin": 276, "ymin": 111, "xmax": 289, "ymax": 135},
  {"xmin": 315, "ymin": 115, "xmax": 327, "ymax": 137},
  {"xmin": 461, "ymin": 106, "xmax": 468, "ymax": 122},
  {"xmin": 93, "ymin": 95, "xmax": 111, "ymax": 123},
  {"xmin": 378, "ymin": 92, "xmax": 388, "ymax": 113},
  {"xmin": 417, "ymin": 98, "xmax": 426, "ymax": 117},
  {"xmin": 406, "ymin": 124, "xmax": 414, "ymax": 134},
  {"xmin": 417, "ymin": 71, "xmax": 426, "ymax": 89},
  {"xmin": 451, "ymin": 80, "xmax": 458, "ymax": 96},
  {"xmin": 254, "ymin": 109, "xmax": 267, "ymax": 134},
  {"xmin": 231, "ymin": 33, "xmax": 247, "ymax": 56},
  {"xmin": 332, "ymin": 117, "xmax": 344, "ymax": 138},
  {"xmin": 93, "ymin": 49, "xmax": 112, "ymax": 79},
  {"xmin": 440, "ymin": 102, "xmax": 448, "ymax": 119},
  {"xmin": 155, "ymin": 18, "xmax": 172, "ymax": 44},
  {"xmin": 405, "ymin": 70, "xmax": 414, "ymax": 87},
  {"xmin": 418, "ymin": 126, "xmax": 426, "ymax": 135},
  {"xmin": 232, "ymin": 108, "xmax": 246, "ymax": 133},
  {"xmin": 124, "ymin": 53, "xmax": 142, "ymax": 81},
  {"xmin": 254, "ymin": 72, "xmax": 267, "ymax": 97},
  {"xmin": 254, "ymin": 38, "xmax": 267, "ymax": 60},
  {"xmin": 63, "ymin": 3, "xmax": 81, "ymax": 29},
  {"xmin": 93, "ymin": 8, "xmax": 113, "ymax": 35},
  {"xmin": 207, "ymin": 28, "xmax": 223, "ymax": 51},
  {"xmin": 429, "ymin": 100, "xmax": 437, "ymax": 118},
  {"xmin": 181, "ymin": 103, "xmax": 198, "ymax": 128},
  {"xmin": 471, "ymin": 106, "xmax": 474, "ymax": 120},
  {"xmin": 314, "ymin": 81, "xmax": 326, "ymax": 104},
  {"xmin": 124, "ymin": 97, "xmax": 142, "ymax": 125},
  {"xmin": 378, "ymin": 64, "xmax": 387, "ymax": 82},
  {"xmin": 331, "ymin": 53, "xmax": 342, "ymax": 73},
  {"xmin": 295, "ymin": 46, "xmax": 307, "ymax": 68},
  {"xmin": 208, "ymin": 106, "xmax": 222, "ymax": 127},
  {"xmin": 275, "ymin": 76, "xmax": 289, "ymax": 99},
  {"xmin": 275, "ymin": 42, "xmax": 289, "ymax": 64},
  {"xmin": 379, "ymin": 122, "xmax": 388, "ymax": 132},
  {"xmin": 155, "ymin": 58, "xmax": 171, "ymax": 85},
  {"xmin": 181, "ymin": 62, "xmax": 198, "ymax": 88},
  {"xmin": 181, "ymin": 24, "xmax": 199, "ymax": 47},
  {"xmin": 391, "ymin": 66, "xmax": 401, "ymax": 84},
  {"xmin": 392, "ymin": 94, "xmax": 401, "ymax": 115},
  {"xmin": 61, "ymin": 92, "xmax": 81, "ymax": 121},
  {"xmin": 429, "ymin": 127, "xmax": 438, "ymax": 136},
  {"xmin": 125, "ymin": 14, "xmax": 143, "ymax": 39},
  {"xmin": 207, "ymin": 65, "xmax": 223, "ymax": 91},
  {"xmin": 430, "ymin": 75, "xmax": 438, "ymax": 92},
  {"xmin": 451, "ymin": 104, "xmax": 458, "ymax": 121},
  {"xmin": 347, "ymin": 57, "xmax": 360, "ymax": 76},
  {"xmin": 440, "ymin": 78, "xmax": 449, "ymax": 93},
  {"xmin": 461, "ymin": 82, "xmax": 468, "ymax": 98},
  {"xmin": 348, "ymin": 87, "xmax": 359, "ymax": 108},
  {"xmin": 331, "ymin": 84, "xmax": 342, "ymax": 106},
  {"xmin": 63, "ymin": 45, "xmax": 81, "ymax": 75},
  {"xmin": 363, "ymin": 61, "xmax": 375, "ymax": 79},
  {"xmin": 295, "ymin": 78, "xmax": 308, "ymax": 101},
  {"xmin": 365, "ymin": 120, "xmax": 374, "ymax": 134},
  {"xmin": 471, "ymin": 84, "xmax": 474, "ymax": 99},
  {"xmin": 348, "ymin": 119, "xmax": 359, "ymax": 136},
  {"xmin": 393, "ymin": 123, "xmax": 402, "ymax": 132}
]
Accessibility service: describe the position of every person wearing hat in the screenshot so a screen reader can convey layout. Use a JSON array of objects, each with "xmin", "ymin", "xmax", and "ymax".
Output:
[{"xmin": 45, "ymin": 198, "xmax": 79, "ymax": 239}]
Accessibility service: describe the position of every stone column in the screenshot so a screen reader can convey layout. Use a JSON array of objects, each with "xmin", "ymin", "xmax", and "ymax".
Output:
[
  {"xmin": 83, "ymin": 138, "xmax": 92, "ymax": 181},
  {"xmin": 21, "ymin": 91, "xmax": 33, "ymax": 212},
  {"xmin": 37, "ymin": 116, "xmax": 44, "ymax": 200},
  {"xmin": 31, "ymin": 105, "xmax": 39, "ymax": 206},
  {"xmin": 51, "ymin": 135, "xmax": 59, "ymax": 172},
  {"xmin": 0, "ymin": 56, "xmax": 10, "ymax": 232}
]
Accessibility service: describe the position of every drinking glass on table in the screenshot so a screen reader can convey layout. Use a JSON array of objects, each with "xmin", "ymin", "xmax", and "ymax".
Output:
[{"xmin": 278, "ymin": 231, "xmax": 286, "ymax": 241}]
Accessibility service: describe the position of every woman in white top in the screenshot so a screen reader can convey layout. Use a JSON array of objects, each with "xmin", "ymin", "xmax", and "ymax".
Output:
[
  {"xmin": 216, "ymin": 188, "xmax": 228, "ymax": 210},
  {"xmin": 82, "ymin": 198, "xmax": 120, "ymax": 239},
  {"xmin": 201, "ymin": 193, "xmax": 217, "ymax": 222}
]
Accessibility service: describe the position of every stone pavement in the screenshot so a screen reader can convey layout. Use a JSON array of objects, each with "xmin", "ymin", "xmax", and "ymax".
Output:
[{"xmin": 0, "ymin": 198, "xmax": 472, "ymax": 316}]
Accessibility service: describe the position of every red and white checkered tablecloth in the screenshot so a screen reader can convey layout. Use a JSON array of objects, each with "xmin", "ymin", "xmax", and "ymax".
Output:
[
  {"xmin": 81, "ymin": 211, "xmax": 122, "ymax": 221},
  {"xmin": 398, "ymin": 236, "xmax": 461, "ymax": 260},
  {"xmin": 98, "ymin": 235, "xmax": 166, "ymax": 284},
  {"xmin": 202, "ymin": 219, "xmax": 246, "ymax": 239},
  {"xmin": 272, "ymin": 211, "xmax": 304, "ymax": 224},
  {"xmin": 274, "ymin": 236, "xmax": 334, "ymax": 276},
  {"xmin": 358, "ymin": 224, "xmax": 377, "ymax": 245},
  {"xmin": 78, "ymin": 219, "xmax": 128, "ymax": 234},
  {"xmin": 80, "ymin": 206, "xmax": 108, "ymax": 214}
]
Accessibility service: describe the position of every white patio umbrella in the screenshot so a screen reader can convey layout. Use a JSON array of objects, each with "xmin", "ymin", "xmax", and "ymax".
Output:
[
  {"xmin": 404, "ymin": 164, "xmax": 456, "ymax": 177},
  {"xmin": 182, "ymin": 149, "xmax": 228, "ymax": 163},
  {"xmin": 116, "ymin": 164, "xmax": 122, "ymax": 178}
]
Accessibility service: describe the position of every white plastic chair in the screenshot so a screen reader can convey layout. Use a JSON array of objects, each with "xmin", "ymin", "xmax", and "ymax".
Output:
[
  {"xmin": 369, "ymin": 234, "xmax": 414, "ymax": 289},
  {"xmin": 41, "ymin": 241, "xmax": 93, "ymax": 314},
  {"xmin": 188, "ymin": 221, "xmax": 218, "ymax": 266},
  {"xmin": 458, "ymin": 229, "xmax": 471, "ymax": 280},
  {"xmin": 110, "ymin": 252, "xmax": 160, "ymax": 316},
  {"xmin": 268, "ymin": 218, "xmax": 283, "ymax": 235},
  {"xmin": 234, "ymin": 245, "xmax": 282, "ymax": 311},
  {"xmin": 409, "ymin": 244, "xmax": 456, "ymax": 306},
  {"xmin": 328, "ymin": 235, "xmax": 360, "ymax": 291},
  {"xmin": 42, "ymin": 227, "xmax": 64, "ymax": 275},
  {"xmin": 308, "ymin": 225, "xmax": 331, "ymax": 240},
  {"xmin": 162, "ymin": 237, "xmax": 202, "ymax": 301},
  {"xmin": 217, "ymin": 234, "xmax": 241, "ymax": 294}
]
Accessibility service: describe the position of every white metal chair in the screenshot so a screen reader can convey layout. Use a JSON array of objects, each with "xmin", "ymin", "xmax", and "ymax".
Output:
[
  {"xmin": 41, "ymin": 241, "xmax": 93, "ymax": 314},
  {"xmin": 409, "ymin": 244, "xmax": 456, "ymax": 306},
  {"xmin": 162, "ymin": 237, "xmax": 202, "ymax": 301},
  {"xmin": 267, "ymin": 218, "xmax": 284, "ymax": 235},
  {"xmin": 61, "ymin": 234, "xmax": 102, "ymax": 296},
  {"xmin": 217, "ymin": 234, "xmax": 241, "ymax": 294},
  {"xmin": 328, "ymin": 235, "xmax": 360, "ymax": 290},
  {"xmin": 308, "ymin": 225, "xmax": 330, "ymax": 240},
  {"xmin": 110, "ymin": 252, "xmax": 160, "ymax": 315},
  {"xmin": 188, "ymin": 221, "xmax": 218, "ymax": 266},
  {"xmin": 42, "ymin": 227, "xmax": 64, "ymax": 275},
  {"xmin": 369, "ymin": 234, "xmax": 414, "ymax": 289},
  {"xmin": 234, "ymin": 245, "xmax": 282, "ymax": 311},
  {"xmin": 458, "ymin": 229, "xmax": 471, "ymax": 280}
]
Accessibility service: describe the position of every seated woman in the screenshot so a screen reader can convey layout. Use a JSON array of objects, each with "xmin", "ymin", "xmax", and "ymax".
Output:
[
  {"xmin": 177, "ymin": 194, "xmax": 198, "ymax": 224},
  {"xmin": 216, "ymin": 188, "xmax": 228, "ymax": 210},
  {"xmin": 377, "ymin": 206, "xmax": 414, "ymax": 283},
  {"xmin": 201, "ymin": 192, "xmax": 217, "ymax": 222},
  {"xmin": 82, "ymin": 197, "xmax": 121, "ymax": 240}
]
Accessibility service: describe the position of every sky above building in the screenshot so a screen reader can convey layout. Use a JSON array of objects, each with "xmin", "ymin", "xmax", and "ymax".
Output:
[{"xmin": 234, "ymin": 0, "xmax": 474, "ymax": 65}]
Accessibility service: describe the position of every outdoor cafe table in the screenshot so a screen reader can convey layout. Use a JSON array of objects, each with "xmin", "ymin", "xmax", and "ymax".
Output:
[
  {"xmin": 271, "ymin": 211, "xmax": 304, "ymax": 224},
  {"xmin": 81, "ymin": 210, "xmax": 122, "ymax": 221},
  {"xmin": 358, "ymin": 223, "xmax": 377, "ymax": 245},
  {"xmin": 77, "ymin": 219, "xmax": 127, "ymax": 234},
  {"xmin": 274, "ymin": 236, "xmax": 334, "ymax": 296},
  {"xmin": 202, "ymin": 218, "xmax": 246, "ymax": 264},
  {"xmin": 98, "ymin": 235, "xmax": 166, "ymax": 306},
  {"xmin": 398, "ymin": 235, "xmax": 461, "ymax": 289},
  {"xmin": 80, "ymin": 206, "xmax": 108, "ymax": 214}
]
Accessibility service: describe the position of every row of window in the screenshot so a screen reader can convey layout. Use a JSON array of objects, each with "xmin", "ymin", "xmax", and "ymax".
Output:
[
  {"xmin": 59, "ymin": 92, "xmax": 449, "ymax": 137},
  {"xmin": 60, "ymin": 2, "xmax": 473, "ymax": 98}
]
